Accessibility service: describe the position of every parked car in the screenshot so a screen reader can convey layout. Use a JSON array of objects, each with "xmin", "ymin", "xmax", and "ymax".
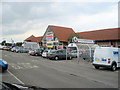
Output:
[
  {"xmin": 0, "ymin": 59, "xmax": 8, "ymax": 72},
  {"xmin": 42, "ymin": 50, "xmax": 51, "ymax": 58},
  {"xmin": 22, "ymin": 48, "xmax": 29, "ymax": 53},
  {"xmin": 11, "ymin": 47, "xmax": 16, "ymax": 52},
  {"xmin": 70, "ymin": 50, "xmax": 77, "ymax": 58},
  {"xmin": 0, "ymin": 45, "xmax": 4, "ymax": 50},
  {"xmin": 47, "ymin": 49, "xmax": 73, "ymax": 60},
  {"xmin": 15, "ymin": 47, "xmax": 22, "ymax": 53},
  {"xmin": 5, "ymin": 47, "xmax": 10, "ymax": 51},
  {"xmin": 29, "ymin": 48, "xmax": 42, "ymax": 56},
  {"xmin": 1, "ymin": 46, "xmax": 7, "ymax": 50}
]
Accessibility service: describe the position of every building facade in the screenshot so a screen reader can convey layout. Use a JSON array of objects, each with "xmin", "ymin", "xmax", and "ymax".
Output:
[
  {"xmin": 41, "ymin": 25, "xmax": 75, "ymax": 49},
  {"xmin": 24, "ymin": 35, "xmax": 43, "ymax": 46},
  {"xmin": 24, "ymin": 26, "xmax": 119, "ymax": 48}
]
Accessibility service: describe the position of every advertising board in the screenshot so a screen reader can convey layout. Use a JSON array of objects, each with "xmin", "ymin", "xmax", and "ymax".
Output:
[{"xmin": 46, "ymin": 34, "xmax": 53, "ymax": 40}]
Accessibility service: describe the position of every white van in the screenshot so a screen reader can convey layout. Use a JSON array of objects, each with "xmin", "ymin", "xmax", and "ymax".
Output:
[{"xmin": 93, "ymin": 47, "xmax": 120, "ymax": 71}]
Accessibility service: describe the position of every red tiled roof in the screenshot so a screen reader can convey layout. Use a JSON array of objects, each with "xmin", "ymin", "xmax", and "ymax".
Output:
[
  {"xmin": 49, "ymin": 25, "xmax": 75, "ymax": 42},
  {"xmin": 32, "ymin": 36, "xmax": 43, "ymax": 42},
  {"xmin": 25, "ymin": 35, "xmax": 35, "ymax": 41},
  {"xmin": 25, "ymin": 35, "xmax": 43, "ymax": 42},
  {"xmin": 77, "ymin": 28, "xmax": 120, "ymax": 40}
]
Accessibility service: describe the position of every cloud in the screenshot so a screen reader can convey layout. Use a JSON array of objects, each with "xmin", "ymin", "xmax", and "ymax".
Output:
[
  {"xmin": 1, "ymin": 1, "xmax": 118, "ymax": 43},
  {"xmin": 2, "ymin": 0, "xmax": 119, "ymax": 2}
]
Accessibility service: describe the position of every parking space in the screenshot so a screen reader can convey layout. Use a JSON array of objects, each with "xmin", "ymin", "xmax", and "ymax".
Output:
[{"xmin": 1, "ymin": 50, "xmax": 119, "ymax": 88}]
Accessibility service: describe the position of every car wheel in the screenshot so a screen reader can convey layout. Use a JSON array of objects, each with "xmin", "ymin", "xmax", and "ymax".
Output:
[
  {"xmin": 55, "ymin": 56, "xmax": 59, "ymax": 60},
  {"xmin": 111, "ymin": 63, "xmax": 117, "ymax": 71},
  {"xmin": 4, "ymin": 66, "xmax": 8, "ymax": 71},
  {"xmin": 95, "ymin": 66, "xmax": 99, "ymax": 69}
]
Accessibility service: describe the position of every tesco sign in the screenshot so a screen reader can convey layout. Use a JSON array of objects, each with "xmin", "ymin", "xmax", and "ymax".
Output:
[
  {"xmin": 46, "ymin": 34, "xmax": 53, "ymax": 40},
  {"xmin": 72, "ymin": 37, "xmax": 78, "ymax": 43}
]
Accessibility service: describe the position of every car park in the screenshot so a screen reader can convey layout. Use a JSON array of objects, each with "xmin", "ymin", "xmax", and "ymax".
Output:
[
  {"xmin": 0, "ymin": 59, "xmax": 8, "ymax": 72},
  {"xmin": 93, "ymin": 47, "xmax": 120, "ymax": 71},
  {"xmin": 47, "ymin": 49, "xmax": 73, "ymax": 60}
]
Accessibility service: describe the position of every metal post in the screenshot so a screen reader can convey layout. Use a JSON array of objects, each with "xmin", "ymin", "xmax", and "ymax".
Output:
[
  {"xmin": 77, "ymin": 46, "xmax": 79, "ymax": 63},
  {"xmin": 90, "ymin": 47, "xmax": 92, "ymax": 62},
  {"xmin": 66, "ymin": 47, "xmax": 67, "ymax": 61}
]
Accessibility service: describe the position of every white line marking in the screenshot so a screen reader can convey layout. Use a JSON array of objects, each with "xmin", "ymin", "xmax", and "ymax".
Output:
[{"xmin": 7, "ymin": 70, "xmax": 24, "ymax": 84}]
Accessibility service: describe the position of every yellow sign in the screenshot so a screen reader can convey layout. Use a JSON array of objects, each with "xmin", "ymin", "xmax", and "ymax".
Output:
[{"xmin": 47, "ymin": 45, "xmax": 53, "ymax": 48}]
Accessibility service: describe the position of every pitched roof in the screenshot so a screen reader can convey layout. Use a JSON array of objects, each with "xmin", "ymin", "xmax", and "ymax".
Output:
[
  {"xmin": 25, "ymin": 35, "xmax": 35, "ymax": 41},
  {"xmin": 49, "ymin": 25, "xmax": 75, "ymax": 42},
  {"xmin": 77, "ymin": 28, "xmax": 120, "ymax": 40},
  {"xmin": 32, "ymin": 36, "xmax": 43, "ymax": 42},
  {"xmin": 25, "ymin": 35, "xmax": 43, "ymax": 42}
]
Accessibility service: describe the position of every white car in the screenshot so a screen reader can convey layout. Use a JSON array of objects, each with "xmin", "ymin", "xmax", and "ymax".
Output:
[
  {"xmin": 93, "ymin": 47, "xmax": 120, "ymax": 71},
  {"xmin": 42, "ymin": 50, "xmax": 51, "ymax": 58},
  {"xmin": 11, "ymin": 47, "xmax": 16, "ymax": 52}
]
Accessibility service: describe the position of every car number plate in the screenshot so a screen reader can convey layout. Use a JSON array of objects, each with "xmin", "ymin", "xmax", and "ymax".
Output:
[{"xmin": 95, "ymin": 59, "xmax": 100, "ymax": 61}]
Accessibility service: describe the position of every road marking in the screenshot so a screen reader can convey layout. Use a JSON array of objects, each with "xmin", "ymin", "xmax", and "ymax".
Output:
[
  {"xmin": 9, "ymin": 63, "xmax": 23, "ymax": 69},
  {"xmin": 7, "ymin": 70, "xmax": 24, "ymax": 84},
  {"xmin": 9, "ymin": 63, "xmax": 39, "ymax": 70}
]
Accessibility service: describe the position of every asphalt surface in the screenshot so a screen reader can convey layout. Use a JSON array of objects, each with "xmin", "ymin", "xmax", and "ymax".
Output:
[{"xmin": 0, "ymin": 50, "xmax": 119, "ymax": 88}]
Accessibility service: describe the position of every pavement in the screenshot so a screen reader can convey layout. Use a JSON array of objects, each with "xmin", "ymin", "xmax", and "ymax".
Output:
[{"xmin": 0, "ymin": 50, "xmax": 119, "ymax": 89}]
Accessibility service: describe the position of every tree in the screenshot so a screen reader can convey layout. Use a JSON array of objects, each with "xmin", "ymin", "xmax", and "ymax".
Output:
[
  {"xmin": 67, "ymin": 33, "xmax": 81, "ymax": 43},
  {"xmin": 1, "ymin": 40, "xmax": 6, "ymax": 46},
  {"xmin": 6, "ymin": 43, "xmax": 12, "ymax": 46},
  {"xmin": 15, "ymin": 42, "xmax": 22, "ymax": 47}
]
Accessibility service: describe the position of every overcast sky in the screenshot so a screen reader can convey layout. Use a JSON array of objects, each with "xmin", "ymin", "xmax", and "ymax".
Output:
[{"xmin": 0, "ymin": 0, "xmax": 119, "ymax": 43}]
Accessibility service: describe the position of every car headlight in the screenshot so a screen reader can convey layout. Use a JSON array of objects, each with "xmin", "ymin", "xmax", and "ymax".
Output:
[{"xmin": 2, "ymin": 60, "xmax": 8, "ymax": 64}]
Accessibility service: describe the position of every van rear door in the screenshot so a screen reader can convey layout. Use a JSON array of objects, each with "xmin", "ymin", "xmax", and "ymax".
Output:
[{"xmin": 93, "ymin": 47, "xmax": 111, "ymax": 65}]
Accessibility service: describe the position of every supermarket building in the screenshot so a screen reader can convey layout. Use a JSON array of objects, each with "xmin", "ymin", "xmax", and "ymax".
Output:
[
  {"xmin": 24, "ymin": 25, "xmax": 120, "ymax": 48},
  {"xmin": 41, "ymin": 25, "xmax": 75, "ymax": 49}
]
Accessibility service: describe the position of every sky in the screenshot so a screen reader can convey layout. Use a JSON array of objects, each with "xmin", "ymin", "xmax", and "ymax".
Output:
[{"xmin": 0, "ymin": 0, "xmax": 119, "ymax": 43}]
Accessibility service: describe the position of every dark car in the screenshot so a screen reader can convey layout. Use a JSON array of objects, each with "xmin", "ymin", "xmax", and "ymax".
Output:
[
  {"xmin": 0, "ymin": 59, "xmax": 8, "ymax": 72},
  {"xmin": 47, "ymin": 49, "xmax": 73, "ymax": 60},
  {"xmin": 0, "ymin": 82, "xmax": 47, "ymax": 90},
  {"xmin": 22, "ymin": 48, "xmax": 29, "ymax": 53},
  {"xmin": 29, "ymin": 48, "xmax": 43, "ymax": 56}
]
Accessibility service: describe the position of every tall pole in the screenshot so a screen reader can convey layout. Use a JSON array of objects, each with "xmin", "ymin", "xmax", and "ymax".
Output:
[{"xmin": 66, "ymin": 46, "xmax": 67, "ymax": 61}]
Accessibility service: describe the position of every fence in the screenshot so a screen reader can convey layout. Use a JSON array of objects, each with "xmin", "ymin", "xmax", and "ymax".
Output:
[{"xmin": 76, "ymin": 44, "xmax": 99, "ymax": 61}]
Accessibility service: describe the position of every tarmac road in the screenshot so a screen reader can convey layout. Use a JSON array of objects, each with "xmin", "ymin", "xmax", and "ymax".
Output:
[{"xmin": 1, "ymin": 50, "xmax": 119, "ymax": 88}]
